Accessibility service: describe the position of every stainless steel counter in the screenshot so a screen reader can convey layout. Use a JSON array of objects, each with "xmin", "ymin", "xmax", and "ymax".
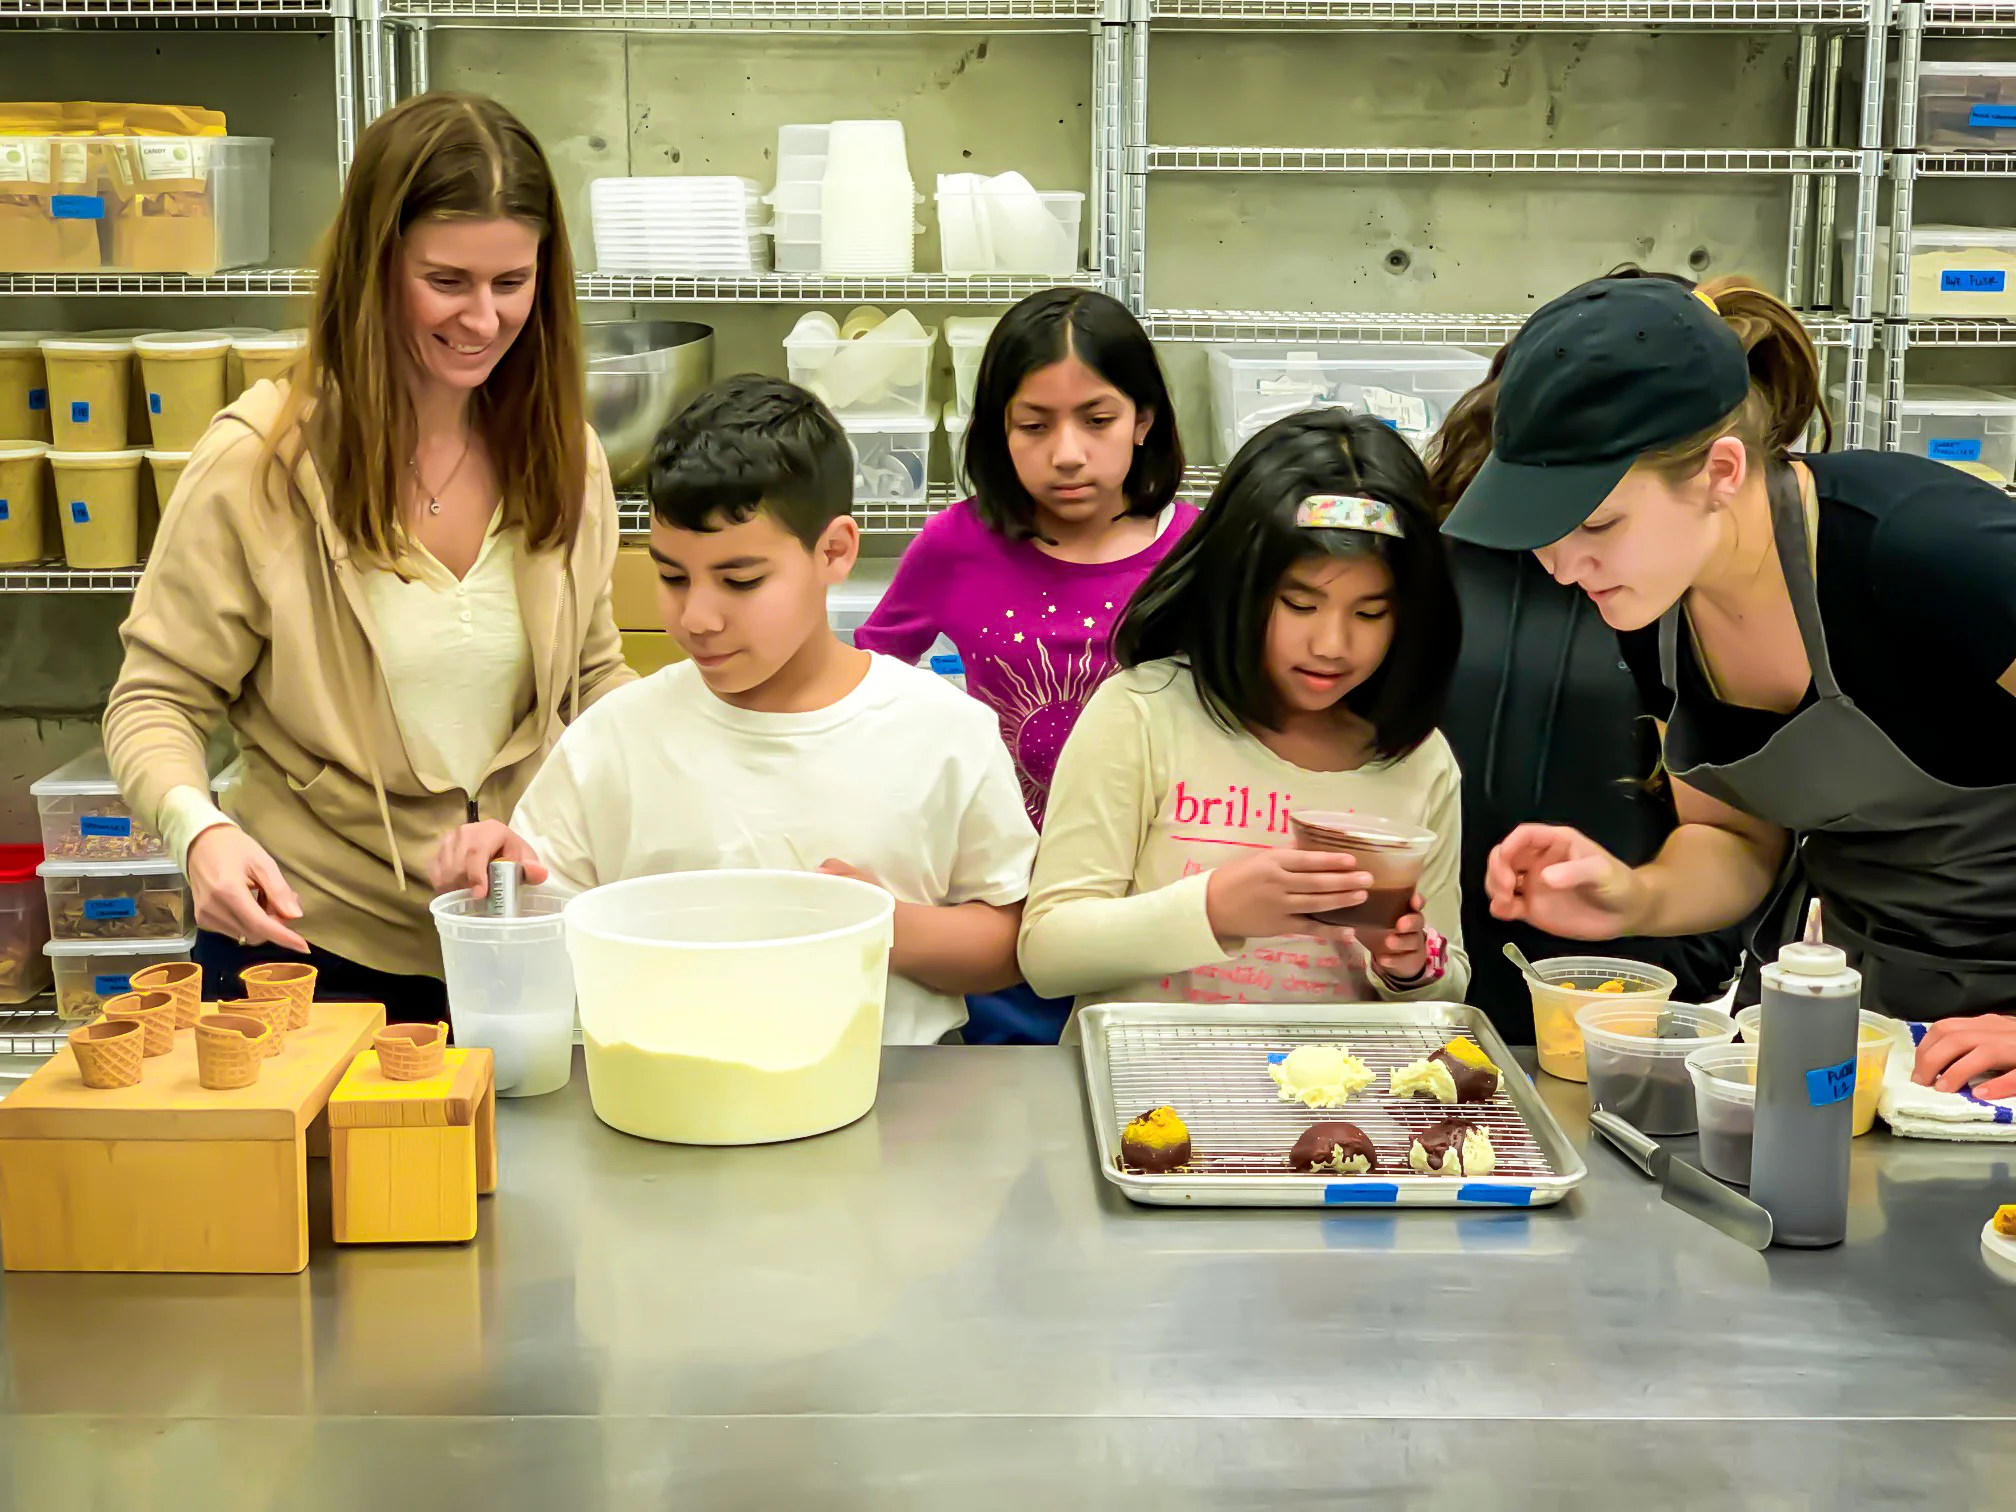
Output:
[{"xmin": 3, "ymin": 1047, "xmax": 2013, "ymax": 1507}]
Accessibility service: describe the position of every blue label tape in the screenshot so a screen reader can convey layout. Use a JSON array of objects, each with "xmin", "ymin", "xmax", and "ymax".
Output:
[
  {"xmin": 93, "ymin": 973, "xmax": 132, "ymax": 996},
  {"xmin": 69, "ymin": 500, "xmax": 89, "ymax": 525},
  {"xmin": 1927, "ymin": 437, "xmax": 1984, "ymax": 462},
  {"xmin": 1324, "ymin": 1182, "xmax": 1400, "ymax": 1204},
  {"xmin": 50, "ymin": 194, "xmax": 104, "ymax": 221},
  {"xmin": 929, "ymin": 653, "xmax": 965, "ymax": 675},
  {"xmin": 1457, "ymin": 1183, "xmax": 1535, "ymax": 1206},
  {"xmin": 27, "ymin": 387, "xmax": 46, "ymax": 411},
  {"xmin": 0, "ymin": 499, "xmax": 9, "ymax": 522},
  {"xmin": 1971, "ymin": 103, "xmax": 2016, "ymax": 128},
  {"xmin": 83, "ymin": 897, "xmax": 138, "ymax": 921},
  {"xmin": 1941, "ymin": 268, "xmax": 2007, "ymax": 294},
  {"xmin": 79, "ymin": 815, "xmax": 132, "ymax": 838},
  {"xmin": 1266, "ymin": 1051, "xmax": 1288, "ymax": 1064},
  {"xmin": 1806, "ymin": 1055, "xmax": 1858, "ymax": 1108},
  {"xmin": 70, "ymin": 400, "xmax": 89, "ymax": 424},
  {"xmin": 149, "ymin": 392, "xmax": 162, "ymax": 415}
]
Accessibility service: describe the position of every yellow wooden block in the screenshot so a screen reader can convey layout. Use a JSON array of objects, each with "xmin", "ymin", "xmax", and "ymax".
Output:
[{"xmin": 329, "ymin": 1047, "xmax": 495, "ymax": 1245}]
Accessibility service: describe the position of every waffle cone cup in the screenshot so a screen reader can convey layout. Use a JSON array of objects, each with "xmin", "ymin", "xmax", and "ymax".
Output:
[
  {"xmin": 129, "ymin": 962, "xmax": 202, "ymax": 1029},
  {"xmin": 102, "ymin": 990, "xmax": 178, "ymax": 1057},
  {"xmin": 374, "ymin": 1021, "xmax": 448, "ymax": 1081},
  {"xmin": 240, "ymin": 962, "xmax": 317, "ymax": 1030},
  {"xmin": 71, "ymin": 1018, "xmax": 146, "ymax": 1089},
  {"xmin": 195, "ymin": 1013, "xmax": 269, "ymax": 1089},
  {"xmin": 221, "ymin": 996, "xmax": 288, "ymax": 1056}
]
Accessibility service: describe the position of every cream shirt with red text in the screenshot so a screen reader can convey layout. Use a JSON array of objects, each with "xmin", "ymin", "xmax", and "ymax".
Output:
[{"xmin": 1018, "ymin": 660, "xmax": 1468, "ymax": 1013}]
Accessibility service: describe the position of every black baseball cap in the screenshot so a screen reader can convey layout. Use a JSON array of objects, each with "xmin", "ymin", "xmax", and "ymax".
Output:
[{"xmin": 1441, "ymin": 277, "xmax": 1751, "ymax": 551}]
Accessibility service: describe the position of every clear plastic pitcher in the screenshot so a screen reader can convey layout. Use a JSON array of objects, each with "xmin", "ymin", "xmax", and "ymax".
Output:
[
  {"xmin": 432, "ymin": 888, "xmax": 576, "ymax": 1097},
  {"xmin": 564, "ymin": 870, "xmax": 894, "ymax": 1146}
]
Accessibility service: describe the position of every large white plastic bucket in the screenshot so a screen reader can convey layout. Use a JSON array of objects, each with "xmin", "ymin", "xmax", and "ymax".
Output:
[
  {"xmin": 433, "ymin": 888, "xmax": 576, "ymax": 1097},
  {"xmin": 564, "ymin": 870, "xmax": 894, "ymax": 1145}
]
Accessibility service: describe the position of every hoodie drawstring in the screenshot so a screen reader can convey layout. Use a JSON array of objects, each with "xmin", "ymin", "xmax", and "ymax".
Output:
[
  {"xmin": 1481, "ymin": 566, "xmax": 1524, "ymax": 805},
  {"xmin": 315, "ymin": 538, "xmax": 407, "ymax": 892},
  {"xmin": 1533, "ymin": 587, "xmax": 1580, "ymax": 811}
]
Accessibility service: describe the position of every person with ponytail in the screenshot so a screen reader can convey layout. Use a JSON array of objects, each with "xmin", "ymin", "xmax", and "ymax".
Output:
[{"xmin": 1443, "ymin": 273, "xmax": 2016, "ymax": 1096}]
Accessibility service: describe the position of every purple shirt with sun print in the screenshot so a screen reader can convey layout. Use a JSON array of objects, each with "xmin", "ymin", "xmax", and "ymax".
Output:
[{"xmin": 856, "ymin": 497, "xmax": 1200, "ymax": 827}]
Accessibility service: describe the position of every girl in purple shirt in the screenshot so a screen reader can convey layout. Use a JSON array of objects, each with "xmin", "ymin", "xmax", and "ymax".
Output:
[{"xmin": 857, "ymin": 287, "xmax": 1197, "ymax": 1040}]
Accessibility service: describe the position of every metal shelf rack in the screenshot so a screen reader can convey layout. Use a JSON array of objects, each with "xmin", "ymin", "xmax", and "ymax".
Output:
[
  {"xmin": 617, "ymin": 484, "xmax": 960, "ymax": 535},
  {"xmin": 1121, "ymin": 0, "xmax": 1892, "ymax": 445},
  {"xmin": 0, "ymin": 566, "xmax": 147, "ymax": 593},
  {"xmin": 1877, "ymin": 2, "xmax": 2016, "ymax": 447},
  {"xmin": 0, "ymin": 269, "xmax": 320, "ymax": 297},
  {"xmin": 0, "ymin": 1003, "xmax": 66, "ymax": 1060}
]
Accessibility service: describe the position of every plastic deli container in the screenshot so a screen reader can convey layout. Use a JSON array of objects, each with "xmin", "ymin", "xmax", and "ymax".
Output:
[
  {"xmin": 1525, "ymin": 956, "xmax": 1679, "ymax": 1084},
  {"xmin": 1686, "ymin": 1043, "xmax": 1758, "ymax": 1186},
  {"xmin": 0, "ymin": 441, "xmax": 50, "ymax": 564},
  {"xmin": 32, "ymin": 747, "xmax": 164, "ymax": 862},
  {"xmin": 39, "ymin": 857, "xmax": 191, "ymax": 944},
  {"xmin": 844, "ymin": 413, "xmax": 933, "ymax": 507},
  {"xmin": 1916, "ymin": 61, "xmax": 2016, "ymax": 151},
  {"xmin": 40, "ymin": 335, "xmax": 135, "ymax": 450},
  {"xmin": 1207, "ymin": 343, "xmax": 1490, "ymax": 465},
  {"xmin": 1577, "ymin": 1001, "xmax": 1738, "ymax": 1136},
  {"xmin": 133, "ymin": 331, "xmax": 231, "ymax": 451},
  {"xmin": 565, "ymin": 870, "xmax": 894, "ymax": 1145},
  {"xmin": 1286, "ymin": 810, "xmax": 1434, "ymax": 946},
  {"xmin": 0, "ymin": 844, "xmax": 53, "ymax": 1006},
  {"xmin": 0, "ymin": 332, "xmax": 53, "ymax": 442},
  {"xmin": 1856, "ymin": 225, "xmax": 2016, "ymax": 320},
  {"xmin": 944, "ymin": 316, "xmax": 998, "ymax": 418},
  {"xmin": 48, "ymin": 448, "xmax": 145, "ymax": 568},
  {"xmin": 1736, "ymin": 1004, "xmax": 1895, "ymax": 1139},
  {"xmin": 934, "ymin": 183, "xmax": 1083, "ymax": 275},
  {"xmin": 145, "ymin": 448, "xmax": 193, "ymax": 511},
  {"xmin": 433, "ymin": 888, "xmax": 576, "ymax": 1098},
  {"xmin": 44, "ymin": 933, "xmax": 196, "ymax": 1022},
  {"xmin": 233, "ymin": 329, "xmax": 306, "ymax": 394},
  {"xmin": 942, "ymin": 404, "xmax": 971, "ymax": 493},
  {"xmin": 785, "ymin": 311, "xmax": 935, "ymax": 418}
]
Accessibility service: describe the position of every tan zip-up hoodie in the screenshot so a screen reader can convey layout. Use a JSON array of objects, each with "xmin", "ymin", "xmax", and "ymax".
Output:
[{"xmin": 104, "ymin": 381, "xmax": 634, "ymax": 978}]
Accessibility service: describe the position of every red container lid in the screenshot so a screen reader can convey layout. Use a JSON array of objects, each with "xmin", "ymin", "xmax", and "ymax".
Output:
[{"xmin": 0, "ymin": 843, "xmax": 47, "ymax": 885}]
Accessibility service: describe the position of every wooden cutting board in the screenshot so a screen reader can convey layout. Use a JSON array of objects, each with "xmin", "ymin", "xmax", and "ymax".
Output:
[{"xmin": 0, "ymin": 1001, "xmax": 384, "ymax": 1273}]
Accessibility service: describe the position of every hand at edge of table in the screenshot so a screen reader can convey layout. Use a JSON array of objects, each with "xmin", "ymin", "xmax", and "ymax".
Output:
[{"xmin": 1912, "ymin": 1013, "xmax": 2016, "ymax": 1101}]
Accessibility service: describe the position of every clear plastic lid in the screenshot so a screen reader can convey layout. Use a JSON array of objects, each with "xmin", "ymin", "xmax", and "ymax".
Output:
[
  {"xmin": 1917, "ymin": 61, "xmax": 2016, "ymax": 81},
  {"xmin": 1909, "ymin": 224, "xmax": 2016, "ymax": 252},
  {"xmin": 232, "ymin": 329, "xmax": 308, "ymax": 353},
  {"xmin": 37, "ymin": 856, "xmax": 183, "ymax": 879},
  {"xmin": 0, "ymin": 331, "xmax": 52, "ymax": 352},
  {"xmin": 44, "ymin": 932, "xmax": 197, "ymax": 959},
  {"xmin": 0, "ymin": 441, "xmax": 48, "ymax": 461},
  {"xmin": 840, "ymin": 412, "xmax": 935, "ymax": 437},
  {"xmin": 46, "ymin": 448, "xmax": 146, "ymax": 468},
  {"xmin": 30, "ymin": 747, "xmax": 120, "ymax": 798},
  {"xmin": 133, "ymin": 330, "xmax": 233, "ymax": 356},
  {"xmin": 1895, "ymin": 385, "xmax": 2016, "ymax": 416},
  {"xmin": 944, "ymin": 316, "xmax": 1000, "ymax": 349},
  {"xmin": 143, "ymin": 448, "xmax": 194, "ymax": 463},
  {"xmin": 39, "ymin": 336, "xmax": 137, "ymax": 355}
]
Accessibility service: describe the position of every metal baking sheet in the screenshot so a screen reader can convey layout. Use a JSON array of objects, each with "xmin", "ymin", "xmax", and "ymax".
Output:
[{"xmin": 1079, "ymin": 1001, "xmax": 1588, "ymax": 1209}]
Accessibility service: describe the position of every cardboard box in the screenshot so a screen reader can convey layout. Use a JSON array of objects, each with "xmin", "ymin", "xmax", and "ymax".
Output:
[
  {"xmin": 620, "ymin": 630, "xmax": 685, "ymax": 677},
  {"xmin": 610, "ymin": 543, "xmax": 661, "ymax": 631}
]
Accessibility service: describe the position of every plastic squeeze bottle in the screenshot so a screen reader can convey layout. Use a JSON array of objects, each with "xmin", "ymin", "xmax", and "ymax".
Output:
[{"xmin": 1748, "ymin": 899, "xmax": 1862, "ymax": 1248}]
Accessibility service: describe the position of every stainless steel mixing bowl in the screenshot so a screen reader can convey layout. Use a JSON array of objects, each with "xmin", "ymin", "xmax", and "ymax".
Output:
[{"xmin": 583, "ymin": 320, "xmax": 714, "ymax": 486}]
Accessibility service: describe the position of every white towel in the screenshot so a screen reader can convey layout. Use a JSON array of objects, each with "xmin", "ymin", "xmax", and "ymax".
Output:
[{"xmin": 1873, "ymin": 1015, "xmax": 2016, "ymax": 1141}]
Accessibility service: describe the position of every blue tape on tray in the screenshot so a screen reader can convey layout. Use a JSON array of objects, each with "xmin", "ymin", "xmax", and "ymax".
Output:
[
  {"xmin": 93, "ymin": 973, "xmax": 131, "ymax": 996},
  {"xmin": 1971, "ymin": 104, "xmax": 2016, "ymax": 129},
  {"xmin": 1941, "ymin": 268, "xmax": 2007, "ymax": 294},
  {"xmin": 69, "ymin": 500, "xmax": 89, "ymax": 524},
  {"xmin": 79, "ymin": 815, "xmax": 132, "ymax": 838},
  {"xmin": 1267, "ymin": 1051, "xmax": 1289, "ymax": 1064},
  {"xmin": 1805, "ymin": 1056, "xmax": 1857, "ymax": 1108},
  {"xmin": 1324, "ymin": 1182, "xmax": 1400, "ymax": 1204},
  {"xmin": 51, "ymin": 194, "xmax": 104, "ymax": 221},
  {"xmin": 1457, "ymin": 1183, "xmax": 1535, "ymax": 1205},
  {"xmin": 27, "ymin": 388, "xmax": 46, "ymax": 411},
  {"xmin": 83, "ymin": 897, "xmax": 138, "ymax": 921},
  {"xmin": 1927, "ymin": 437, "xmax": 1984, "ymax": 463}
]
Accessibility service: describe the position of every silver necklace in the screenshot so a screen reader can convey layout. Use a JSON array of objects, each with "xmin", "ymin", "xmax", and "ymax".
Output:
[{"xmin": 412, "ymin": 432, "xmax": 474, "ymax": 517}]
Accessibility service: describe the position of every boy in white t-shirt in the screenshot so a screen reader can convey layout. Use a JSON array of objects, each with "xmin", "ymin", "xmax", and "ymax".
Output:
[{"xmin": 434, "ymin": 376, "xmax": 1036, "ymax": 1044}]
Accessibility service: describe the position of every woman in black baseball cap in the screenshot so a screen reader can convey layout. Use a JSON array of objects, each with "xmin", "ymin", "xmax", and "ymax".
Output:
[{"xmin": 1444, "ymin": 273, "xmax": 2016, "ymax": 1097}]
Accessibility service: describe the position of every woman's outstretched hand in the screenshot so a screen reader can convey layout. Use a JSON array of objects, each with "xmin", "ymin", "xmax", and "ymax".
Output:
[
  {"xmin": 187, "ymin": 824, "xmax": 311, "ymax": 952},
  {"xmin": 1485, "ymin": 824, "xmax": 1643, "ymax": 941}
]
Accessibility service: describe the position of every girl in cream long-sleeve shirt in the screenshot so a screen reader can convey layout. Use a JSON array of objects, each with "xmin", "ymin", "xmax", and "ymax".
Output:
[{"xmin": 1019, "ymin": 410, "xmax": 1470, "ymax": 1015}]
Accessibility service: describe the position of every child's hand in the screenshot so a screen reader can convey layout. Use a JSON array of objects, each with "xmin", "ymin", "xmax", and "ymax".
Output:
[
  {"xmin": 429, "ymin": 820, "xmax": 549, "ymax": 894},
  {"xmin": 1205, "ymin": 847, "xmax": 1372, "ymax": 941},
  {"xmin": 819, "ymin": 858, "xmax": 886, "ymax": 890},
  {"xmin": 1320, "ymin": 893, "xmax": 1430, "ymax": 984}
]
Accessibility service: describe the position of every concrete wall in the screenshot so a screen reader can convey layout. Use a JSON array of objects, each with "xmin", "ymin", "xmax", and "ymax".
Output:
[{"xmin": 2, "ymin": 23, "xmax": 2013, "ymax": 838}]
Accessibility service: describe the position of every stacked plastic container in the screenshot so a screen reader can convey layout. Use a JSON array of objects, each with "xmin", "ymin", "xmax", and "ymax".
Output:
[
  {"xmin": 768, "ymin": 124, "xmax": 828, "ymax": 274},
  {"xmin": 936, "ymin": 172, "xmax": 1083, "ymax": 276},
  {"xmin": 821, "ymin": 120, "xmax": 921, "ymax": 275},
  {"xmin": 589, "ymin": 176, "xmax": 770, "ymax": 274},
  {"xmin": 1832, "ymin": 382, "xmax": 2016, "ymax": 486},
  {"xmin": 0, "ymin": 844, "xmax": 51, "ymax": 1007},
  {"xmin": 1206, "ymin": 343, "xmax": 1492, "ymax": 465},
  {"xmin": 30, "ymin": 749, "xmax": 196, "ymax": 1021},
  {"xmin": 784, "ymin": 307, "xmax": 936, "ymax": 509},
  {"xmin": 940, "ymin": 315, "xmax": 999, "ymax": 495}
]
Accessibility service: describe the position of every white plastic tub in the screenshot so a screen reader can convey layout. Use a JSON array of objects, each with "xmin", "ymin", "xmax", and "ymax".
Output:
[
  {"xmin": 945, "ymin": 315, "xmax": 998, "ymax": 417},
  {"xmin": 943, "ymin": 404, "xmax": 972, "ymax": 493},
  {"xmin": 433, "ymin": 888, "xmax": 575, "ymax": 1097},
  {"xmin": 785, "ymin": 311, "xmax": 935, "ymax": 417},
  {"xmin": 564, "ymin": 870, "xmax": 894, "ymax": 1145},
  {"xmin": 1207, "ymin": 342, "xmax": 1490, "ymax": 464}
]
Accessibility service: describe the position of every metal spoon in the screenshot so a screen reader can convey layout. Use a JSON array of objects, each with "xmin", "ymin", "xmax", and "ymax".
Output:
[{"xmin": 1502, "ymin": 942, "xmax": 1546, "ymax": 987}]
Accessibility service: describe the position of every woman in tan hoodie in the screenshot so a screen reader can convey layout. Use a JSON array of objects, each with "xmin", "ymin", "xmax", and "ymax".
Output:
[{"xmin": 105, "ymin": 92, "xmax": 633, "ymax": 1020}]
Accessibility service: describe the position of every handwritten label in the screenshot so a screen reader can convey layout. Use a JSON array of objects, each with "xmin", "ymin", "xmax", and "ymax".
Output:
[
  {"xmin": 83, "ymin": 897, "xmax": 138, "ymax": 921},
  {"xmin": 1806, "ymin": 1056, "xmax": 1858, "ymax": 1108},
  {"xmin": 0, "ymin": 499, "xmax": 9, "ymax": 522},
  {"xmin": 149, "ymin": 392, "xmax": 162, "ymax": 416},
  {"xmin": 69, "ymin": 500, "xmax": 89, "ymax": 525},
  {"xmin": 50, "ymin": 193, "xmax": 104, "ymax": 221},
  {"xmin": 928, "ymin": 653, "xmax": 965, "ymax": 676},
  {"xmin": 1324, "ymin": 1182, "xmax": 1400, "ymax": 1204},
  {"xmin": 1927, "ymin": 437, "xmax": 1984, "ymax": 462},
  {"xmin": 27, "ymin": 387, "xmax": 45, "ymax": 411},
  {"xmin": 92, "ymin": 973, "xmax": 132, "ymax": 996},
  {"xmin": 1970, "ymin": 104, "xmax": 2016, "ymax": 129},
  {"xmin": 79, "ymin": 815, "xmax": 132, "ymax": 838},
  {"xmin": 69, "ymin": 400, "xmax": 89, "ymax": 424},
  {"xmin": 1941, "ymin": 268, "xmax": 2007, "ymax": 294}
]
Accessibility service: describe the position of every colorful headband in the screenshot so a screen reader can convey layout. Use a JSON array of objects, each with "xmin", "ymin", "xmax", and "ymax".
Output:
[{"xmin": 1295, "ymin": 494, "xmax": 1405, "ymax": 539}]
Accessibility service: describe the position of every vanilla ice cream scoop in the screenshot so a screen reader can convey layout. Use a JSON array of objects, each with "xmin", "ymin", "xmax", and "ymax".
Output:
[{"xmin": 1268, "ymin": 1044, "xmax": 1375, "ymax": 1108}]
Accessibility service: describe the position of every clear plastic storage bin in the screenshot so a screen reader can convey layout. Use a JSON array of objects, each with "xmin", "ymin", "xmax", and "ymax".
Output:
[
  {"xmin": 944, "ymin": 316, "xmax": 998, "ymax": 417},
  {"xmin": 0, "ymin": 844, "xmax": 52, "ymax": 1006},
  {"xmin": 1891, "ymin": 386, "xmax": 2016, "ymax": 485},
  {"xmin": 44, "ymin": 933, "xmax": 195, "ymax": 1022},
  {"xmin": 32, "ymin": 747, "xmax": 164, "ymax": 862},
  {"xmin": 845, "ymin": 413, "xmax": 932, "ymax": 505},
  {"xmin": 40, "ymin": 857, "xmax": 191, "ymax": 944},
  {"xmin": 1206, "ymin": 343, "xmax": 1490, "ymax": 464},
  {"xmin": 0, "ymin": 136, "xmax": 272, "ymax": 274},
  {"xmin": 1851, "ymin": 224, "xmax": 2016, "ymax": 319},
  {"xmin": 1916, "ymin": 62, "xmax": 2016, "ymax": 151},
  {"xmin": 942, "ymin": 404, "xmax": 972, "ymax": 493},
  {"xmin": 934, "ymin": 184, "xmax": 1083, "ymax": 275},
  {"xmin": 787, "ymin": 315, "xmax": 936, "ymax": 418}
]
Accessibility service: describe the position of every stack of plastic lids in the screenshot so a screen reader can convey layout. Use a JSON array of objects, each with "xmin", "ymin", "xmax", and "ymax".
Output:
[
  {"xmin": 820, "ymin": 121, "xmax": 920, "ymax": 275},
  {"xmin": 590, "ymin": 176, "xmax": 770, "ymax": 275}
]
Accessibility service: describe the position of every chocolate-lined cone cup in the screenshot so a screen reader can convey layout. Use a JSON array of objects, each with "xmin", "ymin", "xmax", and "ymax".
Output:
[
  {"xmin": 223, "ymin": 996, "xmax": 288, "ymax": 1056},
  {"xmin": 102, "ymin": 990, "xmax": 178, "ymax": 1056},
  {"xmin": 374, "ymin": 1021, "xmax": 447, "ymax": 1081},
  {"xmin": 130, "ymin": 961, "xmax": 202, "ymax": 1029},
  {"xmin": 241, "ymin": 962, "xmax": 316, "ymax": 1030},
  {"xmin": 196, "ymin": 1013, "xmax": 269, "ymax": 1089},
  {"xmin": 1287, "ymin": 811, "xmax": 1435, "ymax": 945},
  {"xmin": 71, "ymin": 1018, "xmax": 145, "ymax": 1089}
]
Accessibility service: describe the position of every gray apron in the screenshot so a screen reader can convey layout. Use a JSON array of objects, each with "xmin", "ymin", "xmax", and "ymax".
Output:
[{"xmin": 1657, "ymin": 462, "xmax": 2016, "ymax": 1020}]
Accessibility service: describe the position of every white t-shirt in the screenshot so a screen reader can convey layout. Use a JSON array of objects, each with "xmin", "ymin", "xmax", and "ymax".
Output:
[{"xmin": 512, "ymin": 653, "xmax": 1038, "ymax": 1044}]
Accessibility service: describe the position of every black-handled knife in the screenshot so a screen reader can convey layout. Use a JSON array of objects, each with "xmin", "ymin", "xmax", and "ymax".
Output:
[{"xmin": 1590, "ymin": 1109, "xmax": 1774, "ymax": 1251}]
